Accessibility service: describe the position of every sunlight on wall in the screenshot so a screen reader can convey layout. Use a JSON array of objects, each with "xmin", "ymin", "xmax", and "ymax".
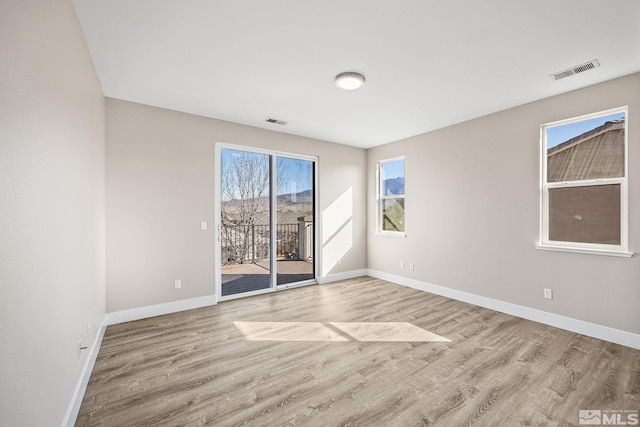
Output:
[
  {"xmin": 234, "ymin": 321, "xmax": 451, "ymax": 343},
  {"xmin": 322, "ymin": 187, "xmax": 353, "ymax": 276}
]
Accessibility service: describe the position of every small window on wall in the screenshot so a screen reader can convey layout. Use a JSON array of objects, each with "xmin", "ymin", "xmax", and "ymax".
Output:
[
  {"xmin": 377, "ymin": 157, "xmax": 405, "ymax": 235},
  {"xmin": 538, "ymin": 107, "xmax": 631, "ymax": 257}
]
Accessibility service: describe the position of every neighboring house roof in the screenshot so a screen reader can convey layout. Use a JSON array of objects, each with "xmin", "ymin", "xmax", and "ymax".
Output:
[{"xmin": 547, "ymin": 119, "xmax": 625, "ymax": 182}]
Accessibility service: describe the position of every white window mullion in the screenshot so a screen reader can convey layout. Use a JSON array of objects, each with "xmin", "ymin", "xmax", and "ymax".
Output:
[
  {"xmin": 270, "ymin": 154, "xmax": 277, "ymax": 289},
  {"xmin": 377, "ymin": 157, "xmax": 405, "ymax": 236},
  {"xmin": 538, "ymin": 107, "xmax": 631, "ymax": 257}
]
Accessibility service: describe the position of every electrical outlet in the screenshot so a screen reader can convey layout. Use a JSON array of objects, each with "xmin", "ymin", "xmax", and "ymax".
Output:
[
  {"xmin": 200, "ymin": 221, "xmax": 207, "ymax": 231},
  {"xmin": 409, "ymin": 263, "xmax": 415, "ymax": 271},
  {"xmin": 400, "ymin": 261, "xmax": 405, "ymax": 269},
  {"xmin": 174, "ymin": 280, "xmax": 182, "ymax": 289},
  {"xmin": 544, "ymin": 288, "xmax": 553, "ymax": 299},
  {"xmin": 87, "ymin": 321, "xmax": 91, "ymax": 337}
]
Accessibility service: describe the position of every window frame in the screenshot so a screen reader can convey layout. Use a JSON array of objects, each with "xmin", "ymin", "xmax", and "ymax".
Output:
[
  {"xmin": 537, "ymin": 106, "xmax": 632, "ymax": 257},
  {"xmin": 376, "ymin": 156, "xmax": 406, "ymax": 237}
]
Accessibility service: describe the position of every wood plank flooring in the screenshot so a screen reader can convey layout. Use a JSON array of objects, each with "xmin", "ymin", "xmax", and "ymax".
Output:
[{"xmin": 76, "ymin": 277, "xmax": 640, "ymax": 426}]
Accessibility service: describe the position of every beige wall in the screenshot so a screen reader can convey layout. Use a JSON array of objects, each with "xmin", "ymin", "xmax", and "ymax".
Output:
[
  {"xmin": 0, "ymin": 1, "xmax": 106, "ymax": 426},
  {"xmin": 106, "ymin": 98, "xmax": 367, "ymax": 312},
  {"xmin": 367, "ymin": 73, "xmax": 640, "ymax": 335}
]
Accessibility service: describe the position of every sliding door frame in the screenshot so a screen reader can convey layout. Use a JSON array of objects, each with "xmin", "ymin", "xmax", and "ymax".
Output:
[{"xmin": 215, "ymin": 142, "xmax": 319, "ymax": 301}]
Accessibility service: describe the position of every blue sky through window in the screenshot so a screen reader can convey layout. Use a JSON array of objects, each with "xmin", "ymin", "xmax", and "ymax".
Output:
[
  {"xmin": 221, "ymin": 149, "xmax": 313, "ymax": 197},
  {"xmin": 546, "ymin": 112, "xmax": 625, "ymax": 149},
  {"xmin": 277, "ymin": 157, "xmax": 313, "ymax": 196},
  {"xmin": 381, "ymin": 159, "xmax": 404, "ymax": 181}
]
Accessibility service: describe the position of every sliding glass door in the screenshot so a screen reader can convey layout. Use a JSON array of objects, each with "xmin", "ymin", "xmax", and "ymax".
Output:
[
  {"xmin": 276, "ymin": 157, "xmax": 315, "ymax": 286},
  {"xmin": 219, "ymin": 148, "xmax": 272, "ymax": 296},
  {"xmin": 217, "ymin": 145, "xmax": 316, "ymax": 299}
]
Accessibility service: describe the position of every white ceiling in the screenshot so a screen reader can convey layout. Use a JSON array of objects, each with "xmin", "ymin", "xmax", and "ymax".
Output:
[{"xmin": 72, "ymin": 0, "xmax": 640, "ymax": 149}]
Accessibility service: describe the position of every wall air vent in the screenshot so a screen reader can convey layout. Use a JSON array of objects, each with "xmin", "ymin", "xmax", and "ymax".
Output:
[
  {"xmin": 264, "ymin": 118, "xmax": 288, "ymax": 126},
  {"xmin": 550, "ymin": 59, "xmax": 600, "ymax": 81}
]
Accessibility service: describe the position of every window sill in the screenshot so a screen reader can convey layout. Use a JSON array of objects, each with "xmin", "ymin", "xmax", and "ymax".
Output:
[
  {"xmin": 376, "ymin": 231, "xmax": 406, "ymax": 238},
  {"xmin": 535, "ymin": 244, "xmax": 633, "ymax": 258}
]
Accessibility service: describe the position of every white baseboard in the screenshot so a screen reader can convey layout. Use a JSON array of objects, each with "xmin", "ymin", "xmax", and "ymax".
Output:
[
  {"xmin": 318, "ymin": 269, "xmax": 368, "ymax": 284},
  {"xmin": 105, "ymin": 273, "xmax": 372, "ymax": 325},
  {"xmin": 62, "ymin": 295, "xmax": 216, "ymax": 426},
  {"xmin": 107, "ymin": 271, "xmax": 370, "ymax": 325},
  {"xmin": 107, "ymin": 295, "xmax": 217, "ymax": 325},
  {"xmin": 63, "ymin": 316, "xmax": 108, "ymax": 427},
  {"xmin": 366, "ymin": 269, "xmax": 640, "ymax": 350}
]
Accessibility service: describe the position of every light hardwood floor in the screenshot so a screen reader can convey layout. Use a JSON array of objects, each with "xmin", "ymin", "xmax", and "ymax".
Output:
[{"xmin": 77, "ymin": 277, "xmax": 640, "ymax": 426}]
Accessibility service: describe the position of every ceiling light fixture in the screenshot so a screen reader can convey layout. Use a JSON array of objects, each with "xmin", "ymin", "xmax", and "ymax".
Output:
[{"xmin": 334, "ymin": 72, "xmax": 365, "ymax": 90}]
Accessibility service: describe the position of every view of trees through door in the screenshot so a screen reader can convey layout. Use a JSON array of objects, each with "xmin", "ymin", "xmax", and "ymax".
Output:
[{"xmin": 220, "ymin": 147, "xmax": 315, "ymax": 297}]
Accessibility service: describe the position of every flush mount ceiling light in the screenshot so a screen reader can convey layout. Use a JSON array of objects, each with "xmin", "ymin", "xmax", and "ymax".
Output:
[{"xmin": 334, "ymin": 72, "xmax": 365, "ymax": 90}]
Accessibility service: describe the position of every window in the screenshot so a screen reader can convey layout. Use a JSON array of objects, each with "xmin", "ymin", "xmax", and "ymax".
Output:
[
  {"xmin": 538, "ymin": 107, "xmax": 631, "ymax": 257},
  {"xmin": 377, "ymin": 157, "xmax": 405, "ymax": 235}
]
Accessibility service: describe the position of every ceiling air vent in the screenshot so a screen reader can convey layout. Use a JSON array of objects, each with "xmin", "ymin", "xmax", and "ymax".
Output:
[
  {"xmin": 264, "ymin": 117, "xmax": 288, "ymax": 126},
  {"xmin": 550, "ymin": 59, "xmax": 600, "ymax": 81}
]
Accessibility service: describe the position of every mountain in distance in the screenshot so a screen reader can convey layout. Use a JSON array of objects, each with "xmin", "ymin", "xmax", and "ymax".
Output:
[
  {"xmin": 222, "ymin": 189, "xmax": 312, "ymax": 206},
  {"xmin": 223, "ymin": 188, "xmax": 313, "ymax": 224},
  {"xmin": 277, "ymin": 189, "xmax": 313, "ymax": 204},
  {"xmin": 384, "ymin": 177, "xmax": 404, "ymax": 195}
]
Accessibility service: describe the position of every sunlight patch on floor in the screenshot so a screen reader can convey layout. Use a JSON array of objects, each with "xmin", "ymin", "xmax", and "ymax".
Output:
[
  {"xmin": 330, "ymin": 322, "xmax": 450, "ymax": 342},
  {"xmin": 234, "ymin": 321, "xmax": 348, "ymax": 341},
  {"xmin": 234, "ymin": 321, "xmax": 450, "ymax": 342}
]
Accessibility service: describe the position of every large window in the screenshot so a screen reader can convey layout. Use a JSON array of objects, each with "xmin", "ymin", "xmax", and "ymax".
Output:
[
  {"xmin": 377, "ymin": 157, "xmax": 405, "ymax": 235},
  {"xmin": 538, "ymin": 107, "xmax": 631, "ymax": 257}
]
